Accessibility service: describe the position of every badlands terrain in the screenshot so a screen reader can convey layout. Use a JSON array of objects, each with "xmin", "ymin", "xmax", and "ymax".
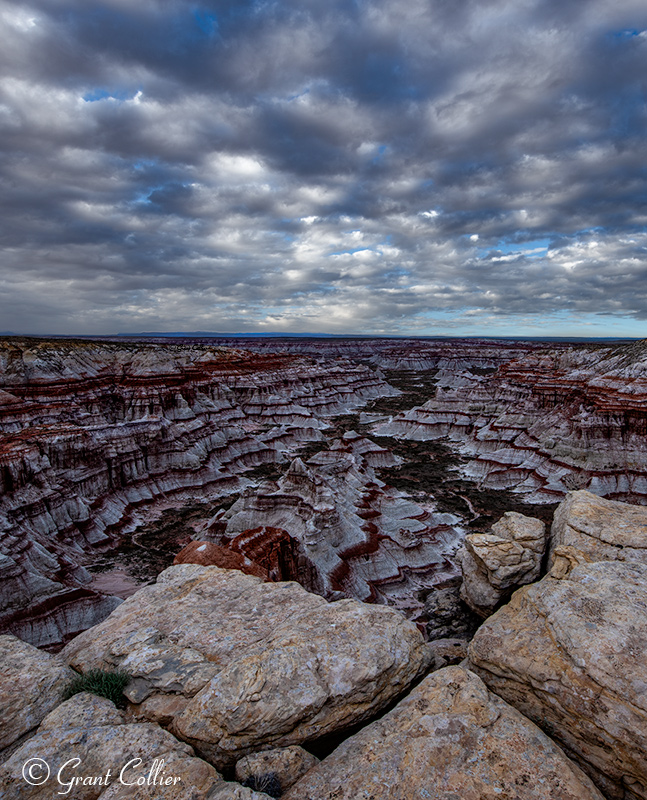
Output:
[
  {"xmin": 1, "ymin": 334, "xmax": 647, "ymax": 647},
  {"xmin": 1, "ymin": 335, "xmax": 647, "ymax": 798}
]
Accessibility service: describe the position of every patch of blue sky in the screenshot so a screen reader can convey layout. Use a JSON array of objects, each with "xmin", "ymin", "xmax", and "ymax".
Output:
[
  {"xmin": 192, "ymin": 9, "xmax": 218, "ymax": 37},
  {"xmin": 82, "ymin": 88, "xmax": 138, "ymax": 103},
  {"xmin": 327, "ymin": 246, "xmax": 373, "ymax": 257},
  {"xmin": 608, "ymin": 29, "xmax": 642, "ymax": 40},
  {"xmin": 478, "ymin": 238, "xmax": 551, "ymax": 259},
  {"xmin": 371, "ymin": 145, "xmax": 387, "ymax": 165},
  {"xmin": 384, "ymin": 267, "xmax": 410, "ymax": 281},
  {"xmin": 132, "ymin": 159, "xmax": 161, "ymax": 171},
  {"xmin": 287, "ymin": 88, "xmax": 310, "ymax": 102},
  {"xmin": 414, "ymin": 309, "xmax": 645, "ymax": 339}
]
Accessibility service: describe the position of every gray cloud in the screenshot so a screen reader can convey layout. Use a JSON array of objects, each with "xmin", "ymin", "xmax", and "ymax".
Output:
[{"xmin": 1, "ymin": 0, "xmax": 647, "ymax": 336}]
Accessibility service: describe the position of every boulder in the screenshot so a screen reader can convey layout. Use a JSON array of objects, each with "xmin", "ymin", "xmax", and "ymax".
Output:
[
  {"xmin": 282, "ymin": 666, "xmax": 603, "ymax": 800},
  {"xmin": 235, "ymin": 746, "xmax": 319, "ymax": 796},
  {"xmin": 173, "ymin": 541, "xmax": 267, "ymax": 579},
  {"xmin": 0, "ymin": 692, "xmax": 222, "ymax": 799},
  {"xmin": 458, "ymin": 511, "xmax": 546, "ymax": 616},
  {"xmin": 0, "ymin": 633, "xmax": 75, "ymax": 753},
  {"xmin": 468, "ymin": 556, "xmax": 647, "ymax": 799},
  {"xmin": 425, "ymin": 637, "xmax": 469, "ymax": 669},
  {"xmin": 423, "ymin": 577, "xmax": 481, "ymax": 639},
  {"xmin": 62, "ymin": 565, "xmax": 430, "ymax": 769},
  {"xmin": 208, "ymin": 785, "xmax": 274, "ymax": 800},
  {"xmin": 549, "ymin": 489, "xmax": 647, "ymax": 566}
]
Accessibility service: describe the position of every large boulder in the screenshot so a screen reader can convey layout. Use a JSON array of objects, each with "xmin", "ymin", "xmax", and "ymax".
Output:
[
  {"xmin": 282, "ymin": 666, "xmax": 603, "ymax": 800},
  {"xmin": 0, "ymin": 634, "xmax": 75, "ymax": 753},
  {"xmin": 0, "ymin": 692, "xmax": 222, "ymax": 799},
  {"xmin": 62, "ymin": 565, "xmax": 430, "ymax": 769},
  {"xmin": 468, "ymin": 554, "xmax": 647, "ymax": 799},
  {"xmin": 549, "ymin": 489, "xmax": 647, "ymax": 566},
  {"xmin": 458, "ymin": 511, "xmax": 546, "ymax": 617}
]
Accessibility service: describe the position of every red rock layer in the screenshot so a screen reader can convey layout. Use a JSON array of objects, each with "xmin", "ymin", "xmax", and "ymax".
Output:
[{"xmin": 173, "ymin": 540, "xmax": 267, "ymax": 579}]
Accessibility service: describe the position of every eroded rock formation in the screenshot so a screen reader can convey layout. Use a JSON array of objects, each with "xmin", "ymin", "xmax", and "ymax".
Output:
[
  {"xmin": 172, "ymin": 540, "xmax": 267, "ymax": 579},
  {"xmin": 458, "ymin": 511, "xmax": 546, "ymax": 616},
  {"xmin": 0, "ymin": 338, "xmax": 397, "ymax": 647},
  {"xmin": 373, "ymin": 339, "xmax": 647, "ymax": 504},
  {"xmin": 549, "ymin": 488, "xmax": 647, "ymax": 566},
  {"xmin": 210, "ymin": 432, "xmax": 462, "ymax": 622},
  {"xmin": 5, "ymin": 334, "xmax": 647, "ymax": 652}
]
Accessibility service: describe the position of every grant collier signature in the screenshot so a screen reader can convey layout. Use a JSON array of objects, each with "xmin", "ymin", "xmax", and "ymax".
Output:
[{"xmin": 22, "ymin": 756, "xmax": 182, "ymax": 794}]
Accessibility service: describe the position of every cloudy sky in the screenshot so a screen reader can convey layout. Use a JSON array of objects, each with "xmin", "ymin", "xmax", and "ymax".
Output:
[{"xmin": 1, "ymin": 0, "xmax": 647, "ymax": 337}]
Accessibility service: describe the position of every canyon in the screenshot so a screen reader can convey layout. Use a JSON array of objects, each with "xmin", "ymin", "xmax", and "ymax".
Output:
[{"xmin": 1, "ymin": 335, "xmax": 647, "ymax": 650}]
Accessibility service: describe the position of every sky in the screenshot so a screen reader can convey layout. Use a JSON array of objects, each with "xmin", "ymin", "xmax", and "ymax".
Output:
[{"xmin": 1, "ymin": 0, "xmax": 647, "ymax": 338}]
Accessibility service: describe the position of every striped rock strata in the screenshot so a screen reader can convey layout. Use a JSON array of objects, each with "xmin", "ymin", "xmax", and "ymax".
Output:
[
  {"xmin": 373, "ymin": 339, "xmax": 647, "ymax": 504},
  {"xmin": 0, "ymin": 338, "xmax": 396, "ymax": 648},
  {"xmin": 212, "ymin": 431, "xmax": 462, "ymax": 622}
]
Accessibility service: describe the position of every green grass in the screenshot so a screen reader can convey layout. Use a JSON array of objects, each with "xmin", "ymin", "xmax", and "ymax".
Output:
[{"xmin": 63, "ymin": 668, "xmax": 131, "ymax": 708}]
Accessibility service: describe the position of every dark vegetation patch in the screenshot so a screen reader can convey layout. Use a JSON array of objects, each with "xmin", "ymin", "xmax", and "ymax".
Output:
[
  {"xmin": 294, "ymin": 440, "xmax": 330, "ymax": 461},
  {"xmin": 468, "ymin": 366, "xmax": 498, "ymax": 376},
  {"xmin": 323, "ymin": 413, "xmax": 362, "ymax": 440},
  {"xmin": 363, "ymin": 369, "xmax": 439, "ymax": 414},
  {"xmin": 63, "ymin": 668, "xmax": 131, "ymax": 708},
  {"xmin": 241, "ymin": 773, "xmax": 282, "ymax": 798},
  {"xmin": 244, "ymin": 462, "xmax": 285, "ymax": 482},
  {"xmin": 88, "ymin": 496, "xmax": 239, "ymax": 585},
  {"xmin": 371, "ymin": 435, "xmax": 557, "ymax": 531}
]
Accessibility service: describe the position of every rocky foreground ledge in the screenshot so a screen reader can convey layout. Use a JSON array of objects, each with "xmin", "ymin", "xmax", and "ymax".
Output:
[{"xmin": 2, "ymin": 490, "xmax": 647, "ymax": 798}]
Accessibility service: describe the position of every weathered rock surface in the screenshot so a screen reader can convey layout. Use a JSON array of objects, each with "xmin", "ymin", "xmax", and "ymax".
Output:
[
  {"xmin": 458, "ymin": 511, "xmax": 546, "ymax": 616},
  {"xmin": 235, "ymin": 746, "xmax": 319, "ymax": 796},
  {"xmin": 0, "ymin": 633, "xmax": 75, "ymax": 753},
  {"xmin": 208, "ymin": 786, "xmax": 273, "ymax": 800},
  {"xmin": 0, "ymin": 692, "xmax": 222, "ymax": 799},
  {"xmin": 282, "ymin": 666, "xmax": 604, "ymax": 800},
  {"xmin": 62, "ymin": 564, "xmax": 430, "ymax": 769},
  {"xmin": 0, "ymin": 338, "xmax": 398, "ymax": 647},
  {"xmin": 173, "ymin": 540, "xmax": 267, "ymax": 579},
  {"xmin": 468, "ymin": 557, "xmax": 647, "ymax": 799},
  {"xmin": 425, "ymin": 637, "xmax": 470, "ymax": 669},
  {"xmin": 423, "ymin": 577, "xmax": 481, "ymax": 640},
  {"xmin": 549, "ymin": 489, "xmax": 647, "ymax": 565}
]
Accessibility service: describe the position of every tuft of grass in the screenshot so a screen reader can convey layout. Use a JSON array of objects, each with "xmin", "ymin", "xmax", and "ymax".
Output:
[
  {"xmin": 63, "ymin": 668, "xmax": 131, "ymax": 708},
  {"xmin": 242, "ymin": 772, "xmax": 282, "ymax": 798}
]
